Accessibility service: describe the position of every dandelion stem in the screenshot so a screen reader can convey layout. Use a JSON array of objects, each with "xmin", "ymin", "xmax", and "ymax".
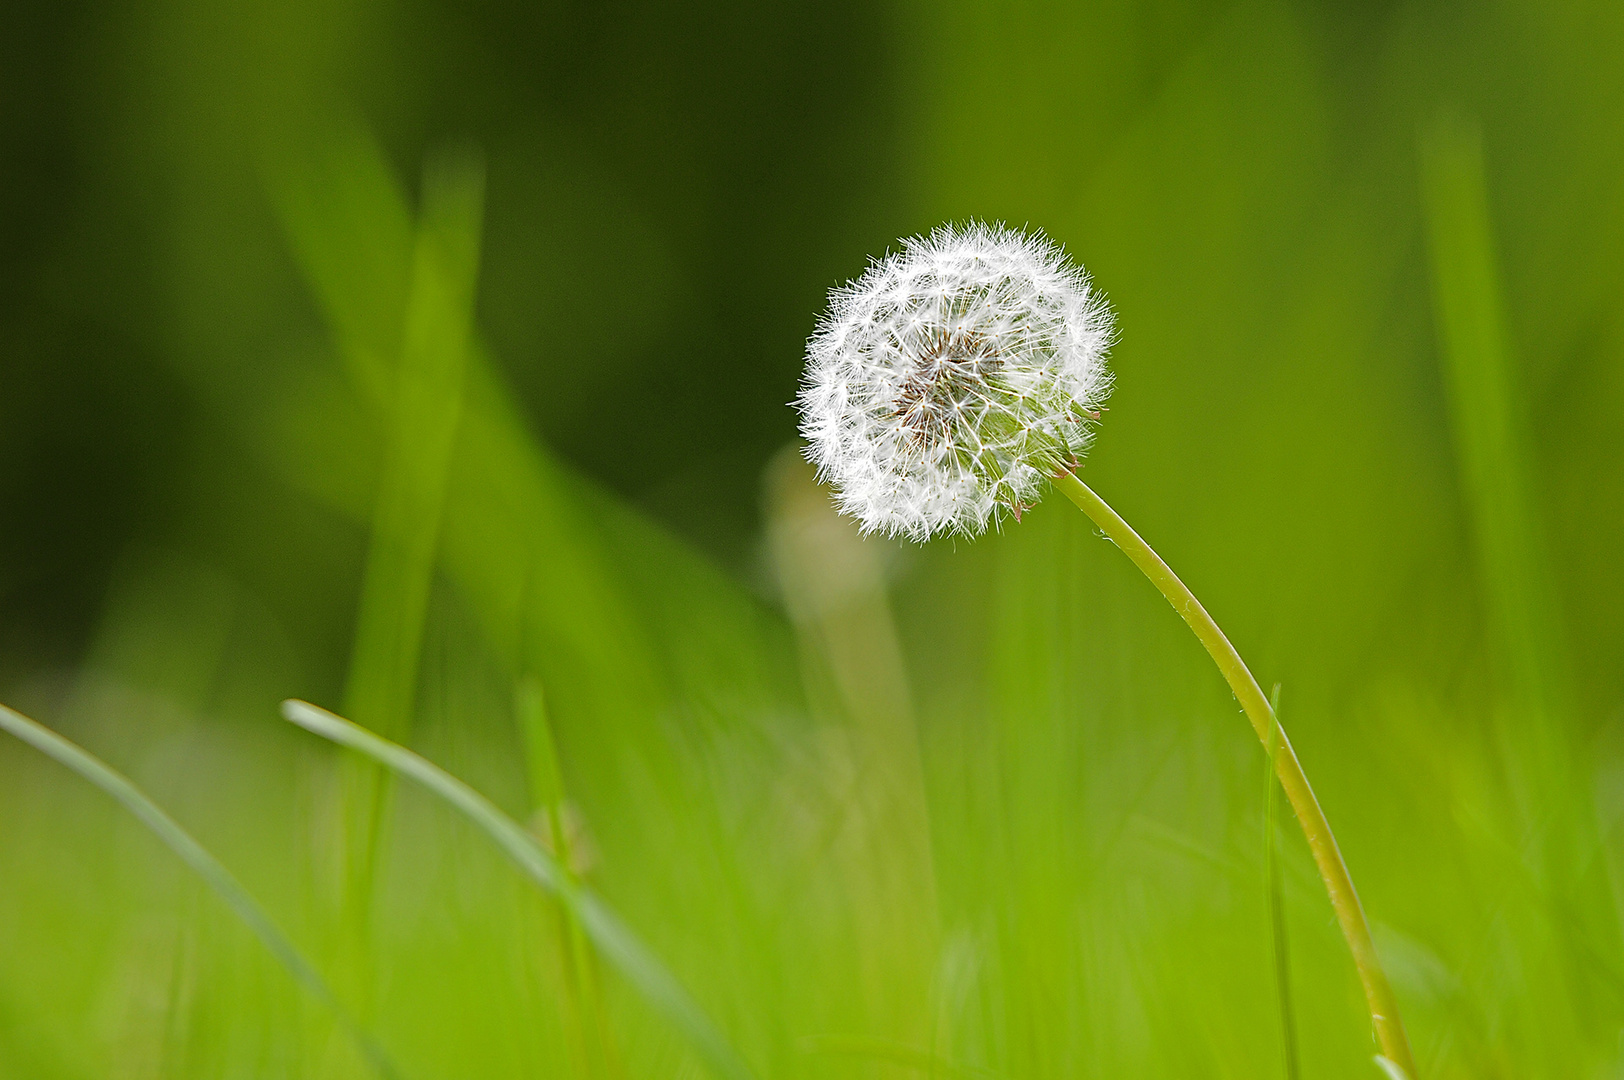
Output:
[
  {"xmin": 1051, "ymin": 471, "xmax": 1416, "ymax": 1078},
  {"xmin": 1264, "ymin": 684, "xmax": 1302, "ymax": 1080}
]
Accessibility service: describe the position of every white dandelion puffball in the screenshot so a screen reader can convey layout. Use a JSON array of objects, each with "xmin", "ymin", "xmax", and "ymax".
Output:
[{"xmin": 797, "ymin": 222, "xmax": 1114, "ymax": 541}]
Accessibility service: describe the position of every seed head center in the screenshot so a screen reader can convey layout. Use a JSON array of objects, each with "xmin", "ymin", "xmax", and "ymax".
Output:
[{"xmin": 892, "ymin": 328, "xmax": 1004, "ymax": 451}]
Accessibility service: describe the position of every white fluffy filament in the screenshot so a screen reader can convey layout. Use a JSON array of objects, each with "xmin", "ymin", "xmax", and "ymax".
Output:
[{"xmin": 798, "ymin": 222, "xmax": 1114, "ymax": 540}]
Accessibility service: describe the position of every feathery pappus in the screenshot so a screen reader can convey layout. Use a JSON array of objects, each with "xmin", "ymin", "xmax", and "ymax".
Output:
[{"xmin": 797, "ymin": 221, "xmax": 1115, "ymax": 540}]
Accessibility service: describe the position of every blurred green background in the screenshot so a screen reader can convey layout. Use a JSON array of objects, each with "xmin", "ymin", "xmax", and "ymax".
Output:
[{"xmin": 3, "ymin": 0, "xmax": 1623, "ymax": 1077}]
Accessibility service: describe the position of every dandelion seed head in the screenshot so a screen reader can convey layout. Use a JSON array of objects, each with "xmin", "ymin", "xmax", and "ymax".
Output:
[{"xmin": 797, "ymin": 221, "xmax": 1114, "ymax": 540}]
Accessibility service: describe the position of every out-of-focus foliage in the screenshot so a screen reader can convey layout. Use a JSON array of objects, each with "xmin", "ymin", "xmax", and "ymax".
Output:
[{"xmin": 2, "ymin": 0, "xmax": 1622, "ymax": 1078}]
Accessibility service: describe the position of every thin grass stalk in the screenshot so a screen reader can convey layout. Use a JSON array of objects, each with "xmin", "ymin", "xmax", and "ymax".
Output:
[
  {"xmin": 0, "ymin": 703, "xmax": 399, "ymax": 1080},
  {"xmin": 281, "ymin": 699, "xmax": 758, "ymax": 1080},
  {"xmin": 1050, "ymin": 471, "xmax": 1416, "ymax": 1077}
]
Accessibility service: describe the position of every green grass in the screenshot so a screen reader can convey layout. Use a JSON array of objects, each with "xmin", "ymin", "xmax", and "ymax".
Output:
[
  {"xmin": 0, "ymin": 703, "xmax": 398, "ymax": 1079},
  {"xmin": 280, "ymin": 697, "xmax": 756, "ymax": 1080},
  {"xmin": 3, "ymin": 1, "xmax": 1624, "ymax": 1078}
]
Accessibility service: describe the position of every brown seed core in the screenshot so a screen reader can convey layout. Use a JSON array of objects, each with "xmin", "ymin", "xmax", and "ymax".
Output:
[{"xmin": 891, "ymin": 328, "xmax": 1004, "ymax": 452}]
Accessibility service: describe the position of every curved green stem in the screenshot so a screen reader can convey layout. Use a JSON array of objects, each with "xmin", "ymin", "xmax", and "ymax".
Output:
[{"xmin": 1051, "ymin": 472, "xmax": 1416, "ymax": 1078}]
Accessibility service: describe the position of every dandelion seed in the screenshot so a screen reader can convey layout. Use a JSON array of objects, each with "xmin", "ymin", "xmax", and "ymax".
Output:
[{"xmin": 797, "ymin": 221, "xmax": 1114, "ymax": 541}]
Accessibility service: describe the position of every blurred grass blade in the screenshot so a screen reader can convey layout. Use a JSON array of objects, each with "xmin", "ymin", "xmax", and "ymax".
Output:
[
  {"xmin": 763, "ymin": 449, "xmax": 940, "ymax": 991},
  {"xmin": 335, "ymin": 150, "xmax": 486, "ymax": 966},
  {"xmin": 0, "ymin": 703, "xmax": 400, "ymax": 1080},
  {"xmin": 1418, "ymin": 113, "xmax": 1578, "ymax": 862},
  {"xmin": 263, "ymin": 119, "xmax": 413, "ymax": 406},
  {"xmin": 516, "ymin": 675, "xmax": 622, "ymax": 1080},
  {"xmin": 281, "ymin": 698, "xmax": 758, "ymax": 1080},
  {"xmin": 1418, "ymin": 112, "xmax": 1568, "ymax": 728},
  {"xmin": 798, "ymin": 1034, "xmax": 1002, "ymax": 1080},
  {"xmin": 343, "ymin": 148, "xmax": 486, "ymax": 739},
  {"xmin": 517, "ymin": 675, "xmax": 568, "ymax": 817}
]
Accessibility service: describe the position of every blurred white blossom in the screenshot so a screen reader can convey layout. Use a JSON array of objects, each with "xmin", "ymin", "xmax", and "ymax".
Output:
[{"xmin": 797, "ymin": 222, "xmax": 1113, "ymax": 540}]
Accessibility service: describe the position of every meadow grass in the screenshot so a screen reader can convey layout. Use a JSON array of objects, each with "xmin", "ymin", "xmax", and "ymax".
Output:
[{"xmin": 4, "ymin": 5, "xmax": 1624, "ymax": 1076}]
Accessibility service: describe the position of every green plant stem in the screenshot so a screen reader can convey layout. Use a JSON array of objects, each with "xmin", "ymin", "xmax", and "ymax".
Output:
[
  {"xmin": 1263, "ymin": 685, "xmax": 1301, "ymax": 1080},
  {"xmin": 1051, "ymin": 471, "xmax": 1416, "ymax": 1078}
]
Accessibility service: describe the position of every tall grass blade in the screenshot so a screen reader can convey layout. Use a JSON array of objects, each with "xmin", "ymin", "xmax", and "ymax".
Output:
[
  {"xmin": 262, "ymin": 119, "xmax": 413, "ymax": 407},
  {"xmin": 0, "ymin": 703, "xmax": 400, "ymax": 1080},
  {"xmin": 1419, "ymin": 112, "xmax": 1581, "ymax": 875},
  {"xmin": 343, "ymin": 148, "xmax": 485, "ymax": 740},
  {"xmin": 281, "ymin": 698, "xmax": 759, "ymax": 1080},
  {"xmin": 335, "ymin": 149, "xmax": 486, "ymax": 983}
]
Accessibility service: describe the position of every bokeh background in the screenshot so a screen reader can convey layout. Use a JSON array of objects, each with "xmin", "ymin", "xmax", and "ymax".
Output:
[{"xmin": 3, "ymin": 0, "xmax": 1623, "ymax": 1077}]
